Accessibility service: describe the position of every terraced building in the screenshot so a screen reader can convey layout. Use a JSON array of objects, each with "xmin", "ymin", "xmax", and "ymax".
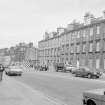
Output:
[{"xmin": 38, "ymin": 11, "xmax": 105, "ymax": 72}]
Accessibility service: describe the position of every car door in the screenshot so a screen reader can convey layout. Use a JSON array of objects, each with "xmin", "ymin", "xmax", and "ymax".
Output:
[
  {"xmin": 80, "ymin": 68, "xmax": 87, "ymax": 77},
  {"xmin": 78, "ymin": 68, "xmax": 85, "ymax": 76},
  {"xmin": 75, "ymin": 69, "xmax": 82, "ymax": 76}
]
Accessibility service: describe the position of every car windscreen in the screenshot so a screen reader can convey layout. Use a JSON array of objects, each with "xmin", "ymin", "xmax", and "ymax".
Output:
[
  {"xmin": 80, "ymin": 67, "xmax": 90, "ymax": 71},
  {"xmin": 10, "ymin": 68, "xmax": 22, "ymax": 71}
]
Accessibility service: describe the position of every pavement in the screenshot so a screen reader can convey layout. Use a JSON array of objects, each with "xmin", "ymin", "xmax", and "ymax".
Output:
[{"xmin": 0, "ymin": 73, "xmax": 61, "ymax": 105}]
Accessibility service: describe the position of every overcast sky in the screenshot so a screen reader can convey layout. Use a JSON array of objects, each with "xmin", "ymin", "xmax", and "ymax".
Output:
[{"xmin": 0, "ymin": 0, "xmax": 105, "ymax": 48}]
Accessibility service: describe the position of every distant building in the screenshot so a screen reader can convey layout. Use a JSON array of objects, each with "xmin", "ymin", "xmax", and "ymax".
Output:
[
  {"xmin": 24, "ymin": 43, "xmax": 39, "ymax": 69},
  {"xmin": 0, "ymin": 48, "xmax": 11, "ymax": 66},
  {"xmin": 9, "ymin": 43, "xmax": 28, "ymax": 63},
  {"xmin": 7, "ymin": 42, "xmax": 38, "ymax": 70}
]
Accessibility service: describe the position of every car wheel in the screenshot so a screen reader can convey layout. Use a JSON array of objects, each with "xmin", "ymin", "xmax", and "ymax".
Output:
[
  {"xmin": 19, "ymin": 74, "xmax": 22, "ymax": 76},
  {"xmin": 92, "ymin": 75, "xmax": 97, "ymax": 79},
  {"xmin": 87, "ymin": 100, "xmax": 96, "ymax": 105},
  {"xmin": 87, "ymin": 74, "xmax": 91, "ymax": 79},
  {"xmin": 63, "ymin": 69, "xmax": 66, "ymax": 72},
  {"xmin": 70, "ymin": 69, "xmax": 72, "ymax": 72}
]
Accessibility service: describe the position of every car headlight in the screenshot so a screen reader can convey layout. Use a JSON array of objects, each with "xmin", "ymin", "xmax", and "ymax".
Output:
[{"xmin": 93, "ymin": 72, "xmax": 97, "ymax": 75}]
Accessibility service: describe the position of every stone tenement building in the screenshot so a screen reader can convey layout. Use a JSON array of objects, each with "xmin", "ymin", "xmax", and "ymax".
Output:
[
  {"xmin": 38, "ymin": 11, "xmax": 105, "ymax": 72},
  {"xmin": 8, "ymin": 42, "xmax": 38, "ymax": 68},
  {"xmin": 24, "ymin": 43, "xmax": 39, "ymax": 68},
  {"xmin": 0, "ymin": 48, "xmax": 11, "ymax": 66},
  {"xmin": 9, "ymin": 43, "xmax": 28, "ymax": 63}
]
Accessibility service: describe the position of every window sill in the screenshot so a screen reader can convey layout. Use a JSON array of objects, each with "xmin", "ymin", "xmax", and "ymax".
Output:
[
  {"xmin": 76, "ymin": 52, "xmax": 80, "ymax": 54},
  {"xmin": 82, "ymin": 52, "xmax": 86, "ymax": 54},
  {"xmin": 95, "ymin": 51, "xmax": 100, "ymax": 53},
  {"xmin": 88, "ymin": 51, "xmax": 93, "ymax": 53}
]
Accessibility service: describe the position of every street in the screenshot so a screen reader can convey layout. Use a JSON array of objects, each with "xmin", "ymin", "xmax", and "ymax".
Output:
[{"xmin": 12, "ymin": 71, "xmax": 105, "ymax": 105}]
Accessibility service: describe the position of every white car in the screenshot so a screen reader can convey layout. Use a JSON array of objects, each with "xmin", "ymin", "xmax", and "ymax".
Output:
[
  {"xmin": 5, "ymin": 66, "xmax": 23, "ymax": 76},
  {"xmin": 83, "ymin": 88, "xmax": 105, "ymax": 105},
  {"xmin": 64, "ymin": 64, "xmax": 76, "ymax": 72}
]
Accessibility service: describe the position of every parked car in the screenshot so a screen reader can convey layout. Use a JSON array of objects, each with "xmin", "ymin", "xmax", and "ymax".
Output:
[
  {"xmin": 72, "ymin": 66, "xmax": 101, "ymax": 79},
  {"xmin": 5, "ymin": 66, "xmax": 23, "ymax": 76},
  {"xmin": 63, "ymin": 64, "xmax": 77, "ymax": 72},
  {"xmin": 55, "ymin": 63, "xmax": 65, "ymax": 72},
  {"xmin": 83, "ymin": 88, "xmax": 105, "ymax": 105}
]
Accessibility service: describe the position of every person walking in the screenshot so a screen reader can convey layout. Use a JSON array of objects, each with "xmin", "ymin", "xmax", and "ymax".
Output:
[
  {"xmin": 0, "ymin": 64, "xmax": 5, "ymax": 81},
  {"xmin": 77, "ymin": 58, "xmax": 80, "ymax": 68}
]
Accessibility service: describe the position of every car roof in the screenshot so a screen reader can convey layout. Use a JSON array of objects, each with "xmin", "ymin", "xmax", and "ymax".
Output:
[{"xmin": 78, "ymin": 66, "xmax": 90, "ymax": 71}]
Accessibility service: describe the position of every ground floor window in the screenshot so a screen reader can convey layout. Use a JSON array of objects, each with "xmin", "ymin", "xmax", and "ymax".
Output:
[
  {"xmin": 81, "ymin": 59, "xmax": 85, "ymax": 66},
  {"xmin": 66, "ymin": 58, "xmax": 68, "ymax": 61},
  {"xmin": 104, "ymin": 59, "xmax": 105, "ymax": 69},
  {"xmin": 96, "ymin": 59, "xmax": 100, "ymax": 69},
  {"xmin": 88, "ymin": 59, "xmax": 93, "ymax": 69},
  {"xmin": 61, "ymin": 58, "xmax": 64, "ymax": 63}
]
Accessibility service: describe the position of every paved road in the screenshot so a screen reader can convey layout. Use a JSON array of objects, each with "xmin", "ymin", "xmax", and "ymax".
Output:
[{"xmin": 12, "ymin": 71, "xmax": 105, "ymax": 105}]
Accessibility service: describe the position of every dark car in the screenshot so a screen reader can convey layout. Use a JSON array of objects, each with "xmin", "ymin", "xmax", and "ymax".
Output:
[
  {"xmin": 72, "ymin": 66, "xmax": 101, "ymax": 79},
  {"xmin": 55, "ymin": 63, "xmax": 65, "ymax": 72}
]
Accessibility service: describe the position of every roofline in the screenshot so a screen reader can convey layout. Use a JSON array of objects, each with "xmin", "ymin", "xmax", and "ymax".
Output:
[{"xmin": 38, "ymin": 19, "xmax": 105, "ymax": 43}]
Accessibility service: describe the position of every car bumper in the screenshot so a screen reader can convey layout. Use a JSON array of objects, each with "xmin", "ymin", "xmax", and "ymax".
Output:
[
  {"xmin": 83, "ymin": 99, "xmax": 87, "ymax": 105},
  {"xmin": 64, "ymin": 69, "xmax": 72, "ymax": 71},
  {"xmin": 7, "ymin": 71, "xmax": 22, "ymax": 75}
]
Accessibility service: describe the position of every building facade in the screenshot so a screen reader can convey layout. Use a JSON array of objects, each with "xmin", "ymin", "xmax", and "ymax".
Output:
[
  {"xmin": 38, "ymin": 12, "xmax": 105, "ymax": 72},
  {"xmin": 7, "ymin": 42, "xmax": 39, "ymax": 70},
  {"xmin": 24, "ymin": 43, "xmax": 39, "ymax": 68},
  {"xmin": 38, "ymin": 28, "xmax": 65, "ymax": 68},
  {"xmin": 9, "ymin": 43, "xmax": 28, "ymax": 64}
]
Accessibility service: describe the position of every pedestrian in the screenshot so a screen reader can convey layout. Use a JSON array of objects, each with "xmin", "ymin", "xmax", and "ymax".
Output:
[
  {"xmin": 44, "ymin": 65, "xmax": 46, "ymax": 71},
  {"xmin": 77, "ymin": 58, "xmax": 80, "ymax": 68},
  {"xmin": 0, "ymin": 64, "xmax": 5, "ymax": 81}
]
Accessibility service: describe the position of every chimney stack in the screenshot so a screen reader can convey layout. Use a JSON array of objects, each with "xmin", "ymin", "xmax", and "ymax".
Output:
[{"xmin": 103, "ymin": 10, "xmax": 105, "ymax": 18}]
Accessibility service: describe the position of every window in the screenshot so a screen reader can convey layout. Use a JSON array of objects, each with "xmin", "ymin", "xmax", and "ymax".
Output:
[
  {"xmin": 89, "ymin": 43, "xmax": 93, "ymax": 52},
  {"xmin": 62, "ymin": 45, "xmax": 64, "ymax": 51},
  {"xmin": 66, "ymin": 34, "xmax": 69, "ymax": 43},
  {"xmin": 66, "ymin": 44, "xmax": 69, "ymax": 51},
  {"xmin": 104, "ymin": 59, "xmax": 105, "ymax": 69},
  {"xmin": 71, "ymin": 33, "xmax": 74, "ymax": 40},
  {"xmin": 90, "ymin": 28, "xmax": 93, "ymax": 36},
  {"xmin": 104, "ymin": 41, "xmax": 105, "ymax": 51},
  {"xmin": 77, "ymin": 31, "xmax": 80, "ymax": 38},
  {"xmin": 96, "ymin": 25, "xmax": 100, "ymax": 34},
  {"xmin": 81, "ymin": 59, "xmax": 85, "ymax": 66},
  {"xmin": 76, "ymin": 44, "xmax": 80, "ymax": 53},
  {"xmin": 54, "ymin": 48, "xmax": 56, "ymax": 56},
  {"xmin": 83, "ymin": 30, "xmax": 86, "ymax": 37},
  {"xmin": 70, "ymin": 45, "xmax": 74, "ymax": 53},
  {"xmin": 83, "ymin": 44, "xmax": 86, "ymax": 52},
  {"xmin": 96, "ymin": 59, "xmax": 100, "ymax": 69},
  {"xmin": 51, "ymin": 49, "xmax": 53, "ymax": 56},
  {"xmin": 96, "ymin": 41, "xmax": 100, "ymax": 52},
  {"xmin": 88, "ymin": 59, "xmax": 93, "ymax": 69}
]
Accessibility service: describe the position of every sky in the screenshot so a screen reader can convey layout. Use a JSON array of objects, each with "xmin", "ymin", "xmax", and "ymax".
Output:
[{"xmin": 0, "ymin": 0, "xmax": 105, "ymax": 48}]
